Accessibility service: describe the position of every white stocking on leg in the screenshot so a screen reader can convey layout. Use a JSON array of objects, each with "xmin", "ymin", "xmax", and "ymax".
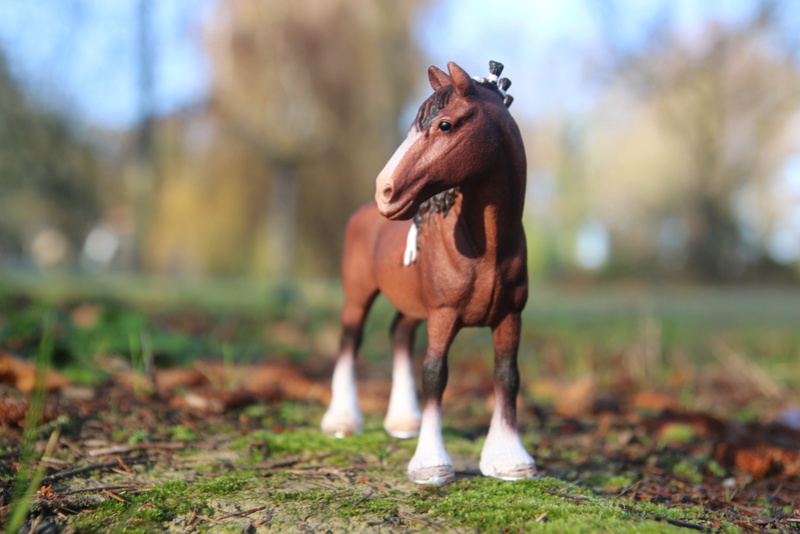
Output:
[
  {"xmin": 407, "ymin": 402, "xmax": 453, "ymax": 484},
  {"xmin": 479, "ymin": 401, "xmax": 536, "ymax": 480},
  {"xmin": 480, "ymin": 313, "xmax": 536, "ymax": 479},
  {"xmin": 321, "ymin": 352, "xmax": 362, "ymax": 438},
  {"xmin": 384, "ymin": 348, "xmax": 421, "ymax": 438}
]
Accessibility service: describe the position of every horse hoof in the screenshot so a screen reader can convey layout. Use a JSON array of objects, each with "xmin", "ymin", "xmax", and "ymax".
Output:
[
  {"xmin": 325, "ymin": 428, "xmax": 357, "ymax": 439},
  {"xmin": 407, "ymin": 465, "xmax": 455, "ymax": 486},
  {"xmin": 386, "ymin": 428, "xmax": 419, "ymax": 439},
  {"xmin": 384, "ymin": 419, "xmax": 421, "ymax": 439},
  {"xmin": 321, "ymin": 412, "xmax": 362, "ymax": 439},
  {"xmin": 481, "ymin": 463, "xmax": 537, "ymax": 481}
]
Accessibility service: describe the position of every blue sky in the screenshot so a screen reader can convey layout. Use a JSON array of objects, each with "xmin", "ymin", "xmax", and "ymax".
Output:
[
  {"xmin": 0, "ymin": 0, "xmax": 213, "ymax": 126},
  {"xmin": 0, "ymin": 0, "xmax": 760, "ymax": 128}
]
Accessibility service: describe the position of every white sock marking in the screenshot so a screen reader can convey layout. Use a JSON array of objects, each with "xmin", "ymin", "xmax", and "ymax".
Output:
[
  {"xmin": 480, "ymin": 404, "xmax": 536, "ymax": 480},
  {"xmin": 384, "ymin": 349, "xmax": 421, "ymax": 438},
  {"xmin": 321, "ymin": 352, "xmax": 362, "ymax": 437},
  {"xmin": 408, "ymin": 404, "xmax": 452, "ymax": 477}
]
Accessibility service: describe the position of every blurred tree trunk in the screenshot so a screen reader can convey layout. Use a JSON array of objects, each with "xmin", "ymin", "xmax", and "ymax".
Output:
[
  {"xmin": 146, "ymin": 0, "xmax": 424, "ymax": 276},
  {"xmin": 554, "ymin": 121, "xmax": 588, "ymax": 268},
  {"xmin": 267, "ymin": 161, "xmax": 299, "ymax": 279},
  {"xmin": 129, "ymin": 0, "xmax": 157, "ymax": 271},
  {"xmin": 0, "ymin": 52, "xmax": 102, "ymax": 265}
]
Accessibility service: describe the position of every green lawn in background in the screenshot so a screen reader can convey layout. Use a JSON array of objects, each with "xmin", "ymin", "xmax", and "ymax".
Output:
[{"xmin": 1, "ymin": 272, "xmax": 798, "ymax": 398}]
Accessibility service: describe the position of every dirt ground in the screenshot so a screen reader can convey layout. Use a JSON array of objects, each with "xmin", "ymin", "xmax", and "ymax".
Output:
[{"xmin": 1, "ymin": 353, "xmax": 799, "ymax": 533}]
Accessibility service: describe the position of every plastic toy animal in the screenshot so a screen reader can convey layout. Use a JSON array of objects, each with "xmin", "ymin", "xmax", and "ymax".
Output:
[{"xmin": 322, "ymin": 61, "xmax": 536, "ymax": 485}]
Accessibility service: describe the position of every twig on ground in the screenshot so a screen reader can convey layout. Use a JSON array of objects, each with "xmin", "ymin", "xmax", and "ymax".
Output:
[
  {"xmin": 111, "ymin": 454, "xmax": 134, "ymax": 476},
  {"xmin": 422, "ymin": 486, "xmax": 447, "ymax": 497},
  {"xmin": 43, "ymin": 457, "xmax": 150, "ymax": 484},
  {"xmin": 58, "ymin": 438, "xmax": 85, "ymax": 458},
  {"xmin": 62, "ymin": 484, "xmax": 152, "ymax": 495},
  {"xmin": 87, "ymin": 442, "xmax": 186, "ymax": 457},
  {"xmin": 215, "ymin": 506, "xmax": 268, "ymax": 521},
  {"xmin": 542, "ymin": 488, "xmax": 590, "ymax": 504},
  {"xmin": 614, "ymin": 481, "xmax": 641, "ymax": 499},
  {"xmin": 358, "ymin": 478, "xmax": 394, "ymax": 493},
  {"xmin": 101, "ymin": 489, "xmax": 129, "ymax": 504},
  {"xmin": 398, "ymin": 512, "xmax": 442, "ymax": 531},
  {"xmin": 350, "ymin": 490, "xmax": 374, "ymax": 508},
  {"xmin": 305, "ymin": 479, "xmax": 340, "ymax": 491},
  {"xmin": 196, "ymin": 515, "xmax": 224, "ymax": 525},
  {"xmin": 616, "ymin": 503, "xmax": 710, "ymax": 532}
]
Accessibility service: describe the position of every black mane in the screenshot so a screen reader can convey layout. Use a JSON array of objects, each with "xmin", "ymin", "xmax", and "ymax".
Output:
[
  {"xmin": 414, "ymin": 85, "xmax": 454, "ymax": 132},
  {"xmin": 413, "ymin": 76, "xmax": 510, "ymax": 134},
  {"xmin": 413, "ymin": 188, "xmax": 459, "ymax": 230},
  {"xmin": 474, "ymin": 78, "xmax": 508, "ymax": 103}
]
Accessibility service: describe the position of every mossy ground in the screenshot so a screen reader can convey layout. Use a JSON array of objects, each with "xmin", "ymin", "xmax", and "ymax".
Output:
[{"xmin": 54, "ymin": 422, "xmax": 735, "ymax": 534}]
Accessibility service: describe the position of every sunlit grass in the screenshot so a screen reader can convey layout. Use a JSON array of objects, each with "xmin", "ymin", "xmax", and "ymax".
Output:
[{"xmin": 5, "ymin": 313, "xmax": 60, "ymax": 534}]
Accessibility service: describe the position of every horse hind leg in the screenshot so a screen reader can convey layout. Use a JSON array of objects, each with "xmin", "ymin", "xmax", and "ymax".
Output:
[
  {"xmin": 384, "ymin": 313, "xmax": 422, "ymax": 439},
  {"xmin": 321, "ymin": 294, "xmax": 377, "ymax": 438}
]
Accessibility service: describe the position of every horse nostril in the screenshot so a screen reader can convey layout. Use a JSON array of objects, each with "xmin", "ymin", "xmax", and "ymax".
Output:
[{"xmin": 382, "ymin": 186, "xmax": 393, "ymax": 202}]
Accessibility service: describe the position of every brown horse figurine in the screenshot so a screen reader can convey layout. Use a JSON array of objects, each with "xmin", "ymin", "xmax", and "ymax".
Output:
[{"xmin": 321, "ymin": 60, "xmax": 536, "ymax": 485}]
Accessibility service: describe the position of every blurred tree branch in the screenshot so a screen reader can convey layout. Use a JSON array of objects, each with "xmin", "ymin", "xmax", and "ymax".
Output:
[
  {"xmin": 586, "ymin": 0, "xmax": 800, "ymax": 280},
  {"xmin": 127, "ymin": 0, "xmax": 158, "ymax": 271},
  {"xmin": 148, "ymin": 0, "xmax": 425, "ymax": 277}
]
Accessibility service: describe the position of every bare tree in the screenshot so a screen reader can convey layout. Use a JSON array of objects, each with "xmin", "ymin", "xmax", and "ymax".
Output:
[
  {"xmin": 200, "ymin": 0, "xmax": 424, "ymax": 277},
  {"xmin": 0, "ymin": 51, "xmax": 103, "ymax": 265},
  {"xmin": 588, "ymin": 0, "xmax": 800, "ymax": 279},
  {"xmin": 126, "ymin": 0, "xmax": 158, "ymax": 270}
]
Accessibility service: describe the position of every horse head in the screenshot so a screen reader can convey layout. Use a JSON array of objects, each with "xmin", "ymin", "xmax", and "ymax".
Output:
[{"xmin": 375, "ymin": 61, "xmax": 518, "ymax": 220}]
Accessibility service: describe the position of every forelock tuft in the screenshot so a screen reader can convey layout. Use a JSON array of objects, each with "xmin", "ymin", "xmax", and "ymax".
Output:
[{"xmin": 414, "ymin": 85, "xmax": 454, "ymax": 132}]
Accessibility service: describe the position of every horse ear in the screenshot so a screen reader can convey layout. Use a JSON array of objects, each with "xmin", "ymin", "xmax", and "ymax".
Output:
[
  {"xmin": 428, "ymin": 65, "xmax": 450, "ymax": 91},
  {"xmin": 448, "ymin": 61, "xmax": 475, "ymax": 97}
]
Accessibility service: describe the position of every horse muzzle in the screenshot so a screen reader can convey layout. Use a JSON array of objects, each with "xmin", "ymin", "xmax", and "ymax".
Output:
[
  {"xmin": 375, "ymin": 181, "xmax": 416, "ymax": 220},
  {"xmin": 375, "ymin": 131, "xmax": 422, "ymax": 219}
]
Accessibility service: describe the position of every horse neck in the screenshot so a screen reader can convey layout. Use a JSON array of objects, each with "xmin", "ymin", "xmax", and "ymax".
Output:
[{"xmin": 456, "ymin": 143, "xmax": 526, "ymax": 259}]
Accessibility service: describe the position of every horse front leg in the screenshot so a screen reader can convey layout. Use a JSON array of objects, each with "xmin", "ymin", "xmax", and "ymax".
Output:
[
  {"xmin": 384, "ymin": 313, "xmax": 422, "ymax": 439},
  {"xmin": 407, "ymin": 309, "xmax": 460, "ymax": 485},
  {"xmin": 480, "ymin": 312, "xmax": 537, "ymax": 480}
]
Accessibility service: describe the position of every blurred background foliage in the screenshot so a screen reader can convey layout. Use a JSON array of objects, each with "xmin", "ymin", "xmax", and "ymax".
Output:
[{"xmin": 0, "ymin": 0, "xmax": 799, "ymax": 284}]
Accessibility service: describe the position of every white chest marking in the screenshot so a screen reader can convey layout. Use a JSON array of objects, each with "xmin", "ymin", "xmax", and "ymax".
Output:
[{"xmin": 403, "ymin": 223, "xmax": 419, "ymax": 266}]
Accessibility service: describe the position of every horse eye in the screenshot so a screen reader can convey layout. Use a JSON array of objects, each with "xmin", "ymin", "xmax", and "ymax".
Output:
[{"xmin": 438, "ymin": 121, "xmax": 452, "ymax": 132}]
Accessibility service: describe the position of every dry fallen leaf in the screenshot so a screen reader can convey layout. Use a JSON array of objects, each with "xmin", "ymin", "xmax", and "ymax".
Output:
[
  {"xmin": 632, "ymin": 391, "xmax": 680, "ymax": 412},
  {"xmin": 0, "ymin": 350, "xmax": 69, "ymax": 393},
  {"xmin": 240, "ymin": 360, "xmax": 330, "ymax": 403},
  {"xmin": 554, "ymin": 376, "xmax": 597, "ymax": 418},
  {"xmin": 155, "ymin": 366, "xmax": 207, "ymax": 394}
]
